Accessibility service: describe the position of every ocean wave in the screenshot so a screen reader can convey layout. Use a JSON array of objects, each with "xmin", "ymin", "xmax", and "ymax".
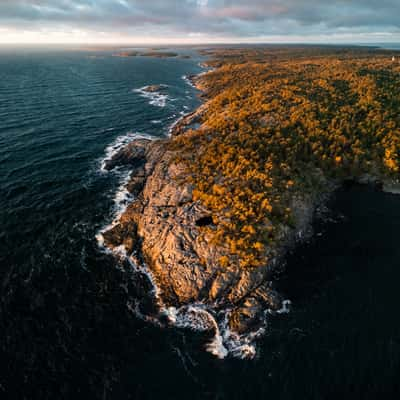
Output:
[
  {"xmin": 182, "ymin": 66, "xmax": 214, "ymax": 91},
  {"xmin": 182, "ymin": 75, "xmax": 196, "ymax": 88},
  {"xmin": 96, "ymin": 131, "xmax": 155, "ymax": 255},
  {"xmin": 159, "ymin": 302, "xmax": 275, "ymax": 360},
  {"xmin": 275, "ymin": 300, "xmax": 291, "ymax": 314},
  {"xmin": 133, "ymin": 84, "xmax": 170, "ymax": 108},
  {"xmin": 95, "ymin": 171, "xmax": 134, "ymax": 251},
  {"xmin": 168, "ymin": 112, "xmax": 189, "ymax": 135}
]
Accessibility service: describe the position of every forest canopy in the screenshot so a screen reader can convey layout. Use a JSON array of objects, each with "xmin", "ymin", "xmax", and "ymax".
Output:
[{"xmin": 172, "ymin": 46, "xmax": 400, "ymax": 269}]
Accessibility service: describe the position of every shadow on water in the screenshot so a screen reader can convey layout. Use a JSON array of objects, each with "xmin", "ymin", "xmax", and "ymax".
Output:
[{"xmin": 1, "ymin": 184, "xmax": 400, "ymax": 399}]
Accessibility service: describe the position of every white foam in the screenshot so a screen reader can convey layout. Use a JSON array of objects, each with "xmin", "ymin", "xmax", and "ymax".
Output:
[
  {"xmin": 96, "ymin": 174, "xmax": 132, "ymax": 243},
  {"xmin": 159, "ymin": 303, "xmax": 270, "ymax": 360},
  {"xmin": 210, "ymin": 311, "xmax": 266, "ymax": 360},
  {"xmin": 96, "ymin": 157, "xmax": 139, "ymax": 253},
  {"xmin": 133, "ymin": 85, "xmax": 170, "ymax": 108},
  {"xmin": 162, "ymin": 304, "xmax": 229, "ymax": 359},
  {"xmin": 206, "ymin": 328, "xmax": 229, "ymax": 359},
  {"xmin": 267, "ymin": 299, "xmax": 291, "ymax": 315},
  {"xmin": 182, "ymin": 75, "xmax": 196, "ymax": 88},
  {"xmin": 168, "ymin": 112, "xmax": 189, "ymax": 135},
  {"xmin": 276, "ymin": 300, "xmax": 292, "ymax": 314},
  {"xmin": 127, "ymin": 300, "xmax": 163, "ymax": 327},
  {"xmin": 112, "ymin": 170, "xmax": 135, "ymax": 213},
  {"xmin": 126, "ymin": 256, "xmax": 162, "ymax": 299},
  {"xmin": 95, "ymin": 231, "xmax": 106, "ymax": 249},
  {"xmin": 383, "ymin": 181, "xmax": 400, "ymax": 194},
  {"xmin": 230, "ymin": 344, "xmax": 257, "ymax": 359}
]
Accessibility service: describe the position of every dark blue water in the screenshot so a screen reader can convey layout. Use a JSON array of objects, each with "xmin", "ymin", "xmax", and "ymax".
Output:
[
  {"xmin": 1, "ymin": 48, "xmax": 399, "ymax": 399},
  {"xmin": 0, "ymin": 48, "xmax": 201, "ymax": 272}
]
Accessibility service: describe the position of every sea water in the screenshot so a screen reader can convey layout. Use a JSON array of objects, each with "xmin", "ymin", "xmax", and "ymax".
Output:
[{"xmin": 1, "ymin": 46, "xmax": 400, "ymax": 399}]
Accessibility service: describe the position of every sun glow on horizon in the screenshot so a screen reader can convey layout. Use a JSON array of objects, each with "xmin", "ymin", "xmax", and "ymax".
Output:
[{"xmin": 1, "ymin": 27, "xmax": 399, "ymax": 46}]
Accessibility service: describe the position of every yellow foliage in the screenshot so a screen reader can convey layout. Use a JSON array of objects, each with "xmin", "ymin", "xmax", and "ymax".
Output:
[{"xmin": 172, "ymin": 46, "xmax": 400, "ymax": 269}]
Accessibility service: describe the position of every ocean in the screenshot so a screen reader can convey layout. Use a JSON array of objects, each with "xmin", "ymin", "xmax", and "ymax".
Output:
[{"xmin": 0, "ymin": 47, "xmax": 399, "ymax": 399}]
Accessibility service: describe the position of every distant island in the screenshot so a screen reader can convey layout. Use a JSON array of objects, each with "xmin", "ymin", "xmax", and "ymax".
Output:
[
  {"xmin": 116, "ymin": 51, "xmax": 179, "ymax": 58},
  {"xmin": 100, "ymin": 46, "xmax": 400, "ymax": 356}
]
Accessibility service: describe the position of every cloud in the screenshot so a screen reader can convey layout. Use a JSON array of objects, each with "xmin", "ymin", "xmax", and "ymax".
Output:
[{"xmin": 0, "ymin": 0, "xmax": 399, "ymax": 43}]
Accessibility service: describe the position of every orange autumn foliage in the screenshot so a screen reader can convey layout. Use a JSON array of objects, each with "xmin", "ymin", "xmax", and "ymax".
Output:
[{"xmin": 171, "ymin": 46, "xmax": 400, "ymax": 269}]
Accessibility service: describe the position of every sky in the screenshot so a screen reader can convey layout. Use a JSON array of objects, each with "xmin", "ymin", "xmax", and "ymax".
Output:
[{"xmin": 0, "ymin": 0, "xmax": 400, "ymax": 44}]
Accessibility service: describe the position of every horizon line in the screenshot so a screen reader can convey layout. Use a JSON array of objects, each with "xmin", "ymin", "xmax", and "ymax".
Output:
[{"xmin": 0, "ymin": 41, "xmax": 399, "ymax": 47}]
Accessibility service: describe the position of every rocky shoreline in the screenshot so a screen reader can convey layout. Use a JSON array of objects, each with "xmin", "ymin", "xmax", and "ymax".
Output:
[
  {"xmin": 97, "ymin": 75, "xmax": 327, "ymax": 358},
  {"xmin": 97, "ymin": 67, "xmax": 399, "ymax": 358},
  {"xmin": 98, "ymin": 134, "xmax": 334, "ymax": 358}
]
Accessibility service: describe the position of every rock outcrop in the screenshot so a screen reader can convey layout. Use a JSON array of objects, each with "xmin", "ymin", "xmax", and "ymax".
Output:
[{"xmin": 100, "ymin": 131, "xmax": 318, "ymax": 334}]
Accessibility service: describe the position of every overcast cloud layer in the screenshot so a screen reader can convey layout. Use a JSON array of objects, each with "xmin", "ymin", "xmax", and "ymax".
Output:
[{"xmin": 0, "ymin": 0, "xmax": 399, "ymax": 43}]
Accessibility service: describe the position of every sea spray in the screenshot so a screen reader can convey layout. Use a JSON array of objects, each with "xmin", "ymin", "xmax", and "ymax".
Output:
[
  {"xmin": 168, "ymin": 111, "xmax": 190, "ymax": 135},
  {"xmin": 96, "ymin": 131, "xmax": 154, "ymax": 251},
  {"xmin": 133, "ymin": 85, "xmax": 170, "ymax": 108},
  {"xmin": 95, "ymin": 171, "xmax": 134, "ymax": 249},
  {"xmin": 162, "ymin": 305, "xmax": 228, "ymax": 359},
  {"xmin": 182, "ymin": 75, "xmax": 196, "ymax": 88}
]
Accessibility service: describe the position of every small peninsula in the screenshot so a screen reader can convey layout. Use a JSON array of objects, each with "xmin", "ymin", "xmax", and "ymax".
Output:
[{"xmin": 101, "ymin": 46, "xmax": 400, "ymax": 353}]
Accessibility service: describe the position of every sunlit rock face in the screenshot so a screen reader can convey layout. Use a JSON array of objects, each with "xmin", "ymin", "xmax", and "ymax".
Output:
[
  {"xmin": 101, "ymin": 46, "xmax": 400, "ymax": 349},
  {"xmin": 100, "ymin": 132, "xmax": 313, "ymax": 335},
  {"xmin": 99, "ymin": 82, "xmax": 320, "ymax": 339}
]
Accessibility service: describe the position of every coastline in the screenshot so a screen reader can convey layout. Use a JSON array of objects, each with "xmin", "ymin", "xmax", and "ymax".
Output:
[
  {"xmin": 96, "ymin": 66, "xmax": 242, "ymax": 358},
  {"xmin": 95, "ymin": 63, "xmax": 327, "ymax": 359},
  {"xmin": 96, "ymin": 47, "xmax": 400, "ymax": 359}
]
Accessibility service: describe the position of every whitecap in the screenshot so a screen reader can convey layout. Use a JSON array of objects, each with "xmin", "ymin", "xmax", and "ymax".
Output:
[
  {"xmin": 267, "ymin": 299, "xmax": 291, "ymax": 315},
  {"xmin": 206, "ymin": 328, "xmax": 229, "ymax": 359},
  {"xmin": 276, "ymin": 300, "xmax": 291, "ymax": 314},
  {"xmin": 168, "ymin": 112, "xmax": 189, "ymax": 135},
  {"xmin": 182, "ymin": 75, "xmax": 196, "ymax": 88},
  {"xmin": 95, "ymin": 170, "xmax": 134, "ymax": 249},
  {"xmin": 96, "ymin": 132, "xmax": 154, "ymax": 253},
  {"xmin": 133, "ymin": 85, "xmax": 170, "ymax": 108}
]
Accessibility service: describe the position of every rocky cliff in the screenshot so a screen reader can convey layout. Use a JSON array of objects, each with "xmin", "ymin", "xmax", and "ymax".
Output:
[
  {"xmin": 99, "ymin": 112, "xmax": 320, "ymax": 337},
  {"xmin": 98, "ymin": 46, "xmax": 400, "ymax": 357}
]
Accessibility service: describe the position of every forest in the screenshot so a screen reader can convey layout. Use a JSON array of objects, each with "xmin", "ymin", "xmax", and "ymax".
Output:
[{"xmin": 172, "ymin": 46, "xmax": 400, "ymax": 269}]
